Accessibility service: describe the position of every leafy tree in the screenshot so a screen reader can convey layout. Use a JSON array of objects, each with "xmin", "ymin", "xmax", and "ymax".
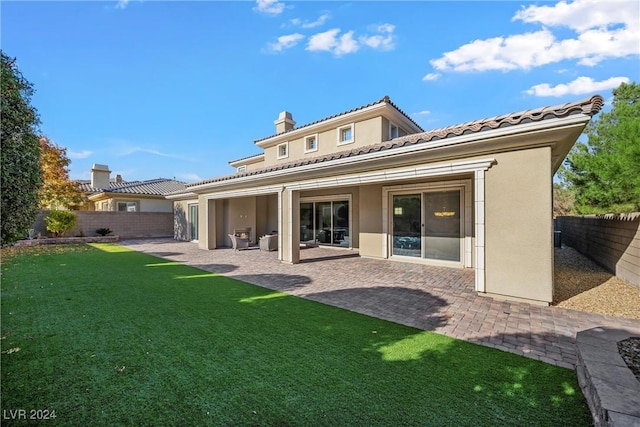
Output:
[
  {"xmin": 0, "ymin": 51, "xmax": 42, "ymax": 245},
  {"xmin": 39, "ymin": 136, "xmax": 85, "ymax": 209},
  {"xmin": 560, "ymin": 82, "xmax": 640, "ymax": 213},
  {"xmin": 45, "ymin": 210, "xmax": 77, "ymax": 237},
  {"xmin": 552, "ymin": 182, "xmax": 574, "ymax": 217}
]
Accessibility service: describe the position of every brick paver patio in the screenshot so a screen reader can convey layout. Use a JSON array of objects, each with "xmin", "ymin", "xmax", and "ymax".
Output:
[{"xmin": 119, "ymin": 238, "xmax": 640, "ymax": 370}]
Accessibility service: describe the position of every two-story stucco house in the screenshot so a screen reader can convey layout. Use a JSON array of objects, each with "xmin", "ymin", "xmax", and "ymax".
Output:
[{"xmin": 169, "ymin": 95, "xmax": 603, "ymax": 305}]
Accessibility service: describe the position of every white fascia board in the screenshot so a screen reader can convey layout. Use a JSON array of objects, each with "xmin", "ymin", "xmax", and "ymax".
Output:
[
  {"xmin": 203, "ymin": 185, "xmax": 284, "ymax": 200},
  {"xmin": 187, "ymin": 114, "xmax": 589, "ymax": 193},
  {"xmin": 87, "ymin": 192, "xmax": 107, "ymax": 201},
  {"xmin": 286, "ymin": 158, "xmax": 496, "ymax": 191},
  {"xmin": 165, "ymin": 192, "xmax": 198, "ymax": 200},
  {"xmin": 229, "ymin": 154, "xmax": 265, "ymax": 167}
]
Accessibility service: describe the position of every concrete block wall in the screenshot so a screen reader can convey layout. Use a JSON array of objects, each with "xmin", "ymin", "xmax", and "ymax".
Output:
[
  {"xmin": 32, "ymin": 211, "xmax": 174, "ymax": 239},
  {"xmin": 555, "ymin": 213, "xmax": 640, "ymax": 288}
]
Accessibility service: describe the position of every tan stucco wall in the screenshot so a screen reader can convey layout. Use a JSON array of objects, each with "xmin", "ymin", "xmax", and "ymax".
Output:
[
  {"xmin": 358, "ymin": 184, "xmax": 384, "ymax": 258},
  {"xmin": 255, "ymin": 194, "xmax": 278, "ymax": 237},
  {"xmin": 96, "ymin": 197, "xmax": 173, "ymax": 212},
  {"xmin": 173, "ymin": 199, "xmax": 198, "ymax": 241},
  {"xmin": 227, "ymin": 197, "xmax": 258, "ymax": 244},
  {"xmin": 139, "ymin": 199, "xmax": 174, "ymax": 212},
  {"xmin": 262, "ymin": 117, "xmax": 384, "ymax": 167},
  {"xmin": 280, "ymin": 190, "xmax": 300, "ymax": 263},
  {"xmin": 485, "ymin": 147, "xmax": 553, "ymax": 304}
]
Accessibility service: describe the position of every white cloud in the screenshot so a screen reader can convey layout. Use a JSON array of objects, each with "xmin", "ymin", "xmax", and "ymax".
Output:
[
  {"xmin": 524, "ymin": 76, "xmax": 630, "ymax": 97},
  {"xmin": 335, "ymin": 31, "xmax": 359, "ymax": 56},
  {"xmin": 254, "ymin": 0, "xmax": 285, "ymax": 16},
  {"xmin": 360, "ymin": 24, "xmax": 395, "ymax": 50},
  {"xmin": 68, "ymin": 150, "xmax": 93, "ymax": 159},
  {"xmin": 305, "ymin": 24, "xmax": 395, "ymax": 56},
  {"xmin": 115, "ymin": 0, "xmax": 129, "ymax": 9},
  {"xmin": 177, "ymin": 172, "xmax": 203, "ymax": 183},
  {"xmin": 307, "ymin": 29, "xmax": 342, "ymax": 53},
  {"xmin": 267, "ymin": 33, "xmax": 305, "ymax": 52},
  {"xmin": 513, "ymin": 0, "xmax": 638, "ymax": 33},
  {"xmin": 301, "ymin": 13, "xmax": 330, "ymax": 29},
  {"xmin": 415, "ymin": 110, "xmax": 431, "ymax": 115},
  {"xmin": 422, "ymin": 73, "xmax": 440, "ymax": 81},
  {"xmin": 123, "ymin": 147, "xmax": 176, "ymax": 158},
  {"xmin": 430, "ymin": 0, "xmax": 639, "ymax": 73},
  {"xmin": 108, "ymin": 138, "xmax": 185, "ymax": 160}
]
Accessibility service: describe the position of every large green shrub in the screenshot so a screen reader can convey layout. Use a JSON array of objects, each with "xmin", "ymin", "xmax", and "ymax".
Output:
[
  {"xmin": 45, "ymin": 210, "xmax": 77, "ymax": 237},
  {"xmin": 1, "ymin": 51, "xmax": 42, "ymax": 246}
]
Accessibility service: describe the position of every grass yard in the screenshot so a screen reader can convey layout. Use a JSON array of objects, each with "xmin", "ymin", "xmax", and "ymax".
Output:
[{"xmin": 1, "ymin": 244, "xmax": 591, "ymax": 426}]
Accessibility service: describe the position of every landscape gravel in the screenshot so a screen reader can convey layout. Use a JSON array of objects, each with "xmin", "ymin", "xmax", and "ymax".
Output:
[{"xmin": 554, "ymin": 245, "xmax": 639, "ymax": 382}]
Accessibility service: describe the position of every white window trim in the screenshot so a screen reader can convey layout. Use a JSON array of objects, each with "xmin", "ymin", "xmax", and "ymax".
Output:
[
  {"xmin": 116, "ymin": 201, "xmax": 138, "ymax": 212},
  {"xmin": 389, "ymin": 122, "xmax": 400, "ymax": 140},
  {"xmin": 304, "ymin": 133, "xmax": 319, "ymax": 153},
  {"xmin": 276, "ymin": 142, "xmax": 289, "ymax": 160},
  {"xmin": 336, "ymin": 123, "xmax": 354, "ymax": 146},
  {"xmin": 236, "ymin": 165, "xmax": 247, "ymax": 173}
]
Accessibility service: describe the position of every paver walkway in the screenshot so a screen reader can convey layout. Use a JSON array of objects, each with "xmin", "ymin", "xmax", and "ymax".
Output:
[{"xmin": 119, "ymin": 238, "xmax": 640, "ymax": 370}]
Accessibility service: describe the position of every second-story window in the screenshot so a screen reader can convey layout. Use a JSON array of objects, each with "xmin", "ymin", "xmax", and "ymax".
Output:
[
  {"xmin": 337, "ymin": 123, "xmax": 354, "ymax": 145},
  {"xmin": 236, "ymin": 166, "xmax": 247, "ymax": 174},
  {"xmin": 277, "ymin": 142, "xmax": 289, "ymax": 159},
  {"xmin": 389, "ymin": 122, "xmax": 400, "ymax": 139},
  {"xmin": 304, "ymin": 134, "xmax": 318, "ymax": 153}
]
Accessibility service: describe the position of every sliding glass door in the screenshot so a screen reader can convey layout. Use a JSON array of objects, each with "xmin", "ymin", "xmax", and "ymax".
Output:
[
  {"xmin": 391, "ymin": 190, "xmax": 462, "ymax": 263},
  {"xmin": 424, "ymin": 191, "xmax": 461, "ymax": 262},
  {"xmin": 392, "ymin": 195, "xmax": 421, "ymax": 257},
  {"xmin": 300, "ymin": 199, "xmax": 350, "ymax": 247},
  {"xmin": 189, "ymin": 204, "xmax": 199, "ymax": 241}
]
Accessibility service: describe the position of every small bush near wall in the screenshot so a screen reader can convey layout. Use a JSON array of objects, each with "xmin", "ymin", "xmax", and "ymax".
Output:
[{"xmin": 45, "ymin": 210, "xmax": 77, "ymax": 237}]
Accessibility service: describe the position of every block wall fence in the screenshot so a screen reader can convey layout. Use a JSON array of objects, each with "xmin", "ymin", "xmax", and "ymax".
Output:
[
  {"xmin": 32, "ymin": 211, "xmax": 174, "ymax": 239},
  {"xmin": 555, "ymin": 213, "xmax": 640, "ymax": 288}
]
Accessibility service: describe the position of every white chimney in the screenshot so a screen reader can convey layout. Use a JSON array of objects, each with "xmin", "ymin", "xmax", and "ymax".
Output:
[
  {"xmin": 91, "ymin": 164, "xmax": 111, "ymax": 189},
  {"xmin": 274, "ymin": 111, "xmax": 295, "ymax": 134}
]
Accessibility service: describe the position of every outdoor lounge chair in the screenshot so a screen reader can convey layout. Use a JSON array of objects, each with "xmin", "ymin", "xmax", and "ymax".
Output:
[
  {"xmin": 228, "ymin": 234, "xmax": 249, "ymax": 251},
  {"xmin": 259, "ymin": 234, "xmax": 278, "ymax": 252}
]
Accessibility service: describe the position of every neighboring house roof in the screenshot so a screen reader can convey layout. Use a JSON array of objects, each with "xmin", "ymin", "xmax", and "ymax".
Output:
[
  {"xmin": 79, "ymin": 178, "xmax": 187, "ymax": 196},
  {"xmin": 254, "ymin": 95, "xmax": 424, "ymax": 144},
  {"xmin": 179, "ymin": 95, "xmax": 604, "ymax": 191}
]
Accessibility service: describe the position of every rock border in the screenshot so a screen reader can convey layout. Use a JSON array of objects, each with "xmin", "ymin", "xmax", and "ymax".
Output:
[
  {"xmin": 14, "ymin": 236, "xmax": 120, "ymax": 247},
  {"xmin": 576, "ymin": 327, "xmax": 640, "ymax": 427}
]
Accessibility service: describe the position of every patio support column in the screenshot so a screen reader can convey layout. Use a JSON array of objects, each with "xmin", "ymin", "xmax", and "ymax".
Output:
[
  {"xmin": 198, "ymin": 195, "xmax": 215, "ymax": 250},
  {"xmin": 474, "ymin": 169, "xmax": 486, "ymax": 292},
  {"xmin": 206, "ymin": 198, "xmax": 216, "ymax": 249},
  {"xmin": 281, "ymin": 188, "xmax": 300, "ymax": 264}
]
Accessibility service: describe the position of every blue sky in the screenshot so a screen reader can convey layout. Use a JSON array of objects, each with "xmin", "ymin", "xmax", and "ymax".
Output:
[{"xmin": 3, "ymin": 0, "xmax": 638, "ymax": 183}]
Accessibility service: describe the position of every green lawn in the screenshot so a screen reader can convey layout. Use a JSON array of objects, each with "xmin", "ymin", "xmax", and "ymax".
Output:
[{"xmin": 1, "ymin": 244, "xmax": 591, "ymax": 426}]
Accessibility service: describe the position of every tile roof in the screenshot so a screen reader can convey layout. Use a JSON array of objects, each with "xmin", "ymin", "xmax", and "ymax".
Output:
[
  {"xmin": 184, "ymin": 95, "xmax": 604, "ymax": 190},
  {"xmin": 254, "ymin": 95, "xmax": 424, "ymax": 143},
  {"xmin": 79, "ymin": 178, "xmax": 187, "ymax": 196}
]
